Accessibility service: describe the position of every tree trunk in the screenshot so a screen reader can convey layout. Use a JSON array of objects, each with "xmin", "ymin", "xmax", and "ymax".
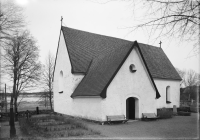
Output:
[
  {"xmin": 14, "ymin": 97, "xmax": 18, "ymax": 121},
  {"xmin": 10, "ymin": 107, "xmax": 16, "ymax": 138},
  {"xmin": 49, "ymin": 91, "xmax": 53, "ymax": 111},
  {"xmin": 10, "ymin": 61, "xmax": 17, "ymax": 138},
  {"xmin": 188, "ymin": 86, "xmax": 191, "ymax": 101},
  {"xmin": 45, "ymin": 93, "xmax": 46, "ymax": 107},
  {"xmin": 10, "ymin": 86, "xmax": 16, "ymax": 138},
  {"xmin": 5, "ymin": 84, "xmax": 7, "ymax": 113}
]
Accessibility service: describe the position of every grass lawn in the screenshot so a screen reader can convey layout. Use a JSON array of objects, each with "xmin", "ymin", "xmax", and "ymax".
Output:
[{"xmin": 18, "ymin": 114, "xmax": 101, "ymax": 139}]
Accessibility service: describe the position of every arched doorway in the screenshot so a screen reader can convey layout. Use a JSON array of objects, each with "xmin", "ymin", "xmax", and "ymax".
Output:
[{"xmin": 126, "ymin": 97, "xmax": 135, "ymax": 119}]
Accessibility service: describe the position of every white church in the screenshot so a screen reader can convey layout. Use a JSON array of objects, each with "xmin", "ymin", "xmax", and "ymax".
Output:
[{"xmin": 53, "ymin": 26, "xmax": 181, "ymax": 121}]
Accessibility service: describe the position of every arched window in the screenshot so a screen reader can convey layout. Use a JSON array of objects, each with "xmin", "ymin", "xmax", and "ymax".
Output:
[
  {"xmin": 166, "ymin": 86, "xmax": 171, "ymax": 103},
  {"xmin": 59, "ymin": 71, "xmax": 63, "ymax": 93}
]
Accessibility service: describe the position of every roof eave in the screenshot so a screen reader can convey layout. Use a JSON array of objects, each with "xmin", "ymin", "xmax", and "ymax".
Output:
[
  {"xmin": 71, "ymin": 71, "xmax": 86, "ymax": 75},
  {"xmin": 52, "ymin": 27, "xmax": 62, "ymax": 82},
  {"xmin": 136, "ymin": 42, "xmax": 161, "ymax": 99},
  {"xmin": 153, "ymin": 77, "xmax": 182, "ymax": 81},
  {"xmin": 71, "ymin": 95, "xmax": 101, "ymax": 98}
]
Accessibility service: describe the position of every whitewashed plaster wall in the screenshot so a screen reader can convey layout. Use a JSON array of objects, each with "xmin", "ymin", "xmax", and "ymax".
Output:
[
  {"xmin": 72, "ymin": 97, "xmax": 103, "ymax": 121},
  {"xmin": 102, "ymin": 46, "xmax": 157, "ymax": 120},
  {"xmin": 53, "ymin": 31, "xmax": 103, "ymax": 120},
  {"xmin": 154, "ymin": 78, "xmax": 180, "ymax": 108}
]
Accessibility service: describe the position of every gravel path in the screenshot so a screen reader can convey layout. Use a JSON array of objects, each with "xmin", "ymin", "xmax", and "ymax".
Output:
[{"xmin": 85, "ymin": 113, "xmax": 199, "ymax": 139}]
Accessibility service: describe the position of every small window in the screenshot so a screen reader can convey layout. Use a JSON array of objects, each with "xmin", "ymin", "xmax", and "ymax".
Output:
[
  {"xmin": 59, "ymin": 71, "xmax": 63, "ymax": 93},
  {"xmin": 129, "ymin": 64, "xmax": 136, "ymax": 73},
  {"xmin": 166, "ymin": 86, "xmax": 171, "ymax": 103}
]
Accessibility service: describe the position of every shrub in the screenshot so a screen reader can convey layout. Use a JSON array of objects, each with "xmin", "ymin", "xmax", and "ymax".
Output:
[
  {"xmin": 157, "ymin": 108, "xmax": 173, "ymax": 119},
  {"xmin": 190, "ymin": 103, "xmax": 199, "ymax": 113},
  {"xmin": 177, "ymin": 107, "xmax": 190, "ymax": 112},
  {"xmin": 178, "ymin": 111, "xmax": 191, "ymax": 116}
]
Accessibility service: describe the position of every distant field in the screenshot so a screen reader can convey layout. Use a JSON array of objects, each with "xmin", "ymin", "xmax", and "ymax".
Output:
[
  {"xmin": 1, "ymin": 95, "xmax": 53, "ymax": 112},
  {"xmin": 18, "ymin": 100, "xmax": 53, "ymax": 111},
  {"xmin": 0, "ymin": 92, "xmax": 50, "ymax": 97}
]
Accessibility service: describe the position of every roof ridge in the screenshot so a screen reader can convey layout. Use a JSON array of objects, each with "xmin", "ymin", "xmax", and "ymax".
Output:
[
  {"xmin": 138, "ymin": 42, "xmax": 161, "ymax": 48},
  {"xmin": 61, "ymin": 26, "xmax": 134, "ymax": 44}
]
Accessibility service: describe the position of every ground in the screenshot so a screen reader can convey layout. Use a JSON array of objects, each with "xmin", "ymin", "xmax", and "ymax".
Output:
[
  {"xmin": 0, "ymin": 113, "xmax": 199, "ymax": 139},
  {"xmin": 87, "ymin": 113, "xmax": 199, "ymax": 139}
]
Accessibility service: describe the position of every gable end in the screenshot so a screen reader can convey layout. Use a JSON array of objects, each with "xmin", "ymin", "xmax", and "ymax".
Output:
[
  {"xmin": 100, "ymin": 42, "xmax": 136, "ymax": 98},
  {"xmin": 136, "ymin": 42, "xmax": 161, "ymax": 99},
  {"xmin": 101, "ymin": 41, "xmax": 161, "ymax": 99},
  {"xmin": 53, "ymin": 28, "xmax": 62, "ymax": 82}
]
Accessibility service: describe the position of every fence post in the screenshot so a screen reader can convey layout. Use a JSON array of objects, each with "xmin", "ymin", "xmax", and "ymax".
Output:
[
  {"xmin": 26, "ymin": 110, "xmax": 30, "ymax": 119},
  {"xmin": 36, "ymin": 106, "xmax": 39, "ymax": 114}
]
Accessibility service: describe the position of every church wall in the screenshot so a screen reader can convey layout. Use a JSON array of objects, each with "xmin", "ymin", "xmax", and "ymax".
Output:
[
  {"xmin": 53, "ymin": 31, "xmax": 103, "ymax": 121},
  {"xmin": 102, "ymin": 46, "xmax": 157, "ymax": 120},
  {"xmin": 71, "ymin": 97, "xmax": 103, "ymax": 121},
  {"xmin": 154, "ymin": 78, "xmax": 180, "ymax": 108},
  {"xmin": 53, "ymin": 31, "xmax": 83, "ymax": 115}
]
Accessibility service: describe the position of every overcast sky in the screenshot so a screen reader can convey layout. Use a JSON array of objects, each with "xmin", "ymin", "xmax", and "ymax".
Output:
[{"xmin": 2, "ymin": 0, "xmax": 199, "ymax": 91}]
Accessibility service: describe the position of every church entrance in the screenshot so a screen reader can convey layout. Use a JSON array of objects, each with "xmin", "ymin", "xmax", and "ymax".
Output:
[{"xmin": 126, "ymin": 97, "xmax": 135, "ymax": 120}]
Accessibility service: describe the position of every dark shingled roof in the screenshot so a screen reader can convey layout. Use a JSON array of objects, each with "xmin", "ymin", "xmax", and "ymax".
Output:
[
  {"xmin": 62, "ymin": 26, "xmax": 133, "ymax": 74},
  {"xmin": 59, "ymin": 26, "xmax": 181, "ymax": 98},
  {"xmin": 138, "ymin": 43, "xmax": 182, "ymax": 80}
]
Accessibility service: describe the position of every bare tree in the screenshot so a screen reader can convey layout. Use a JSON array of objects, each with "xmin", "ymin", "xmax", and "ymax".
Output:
[
  {"xmin": 40, "ymin": 52, "xmax": 54, "ymax": 111},
  {"xmin": 183, "ymin": 69, "xmax": 199, "ymax": 87},
  {"xmin": 0, "ymin": 0, "xmax": 25, "ymax": 41},
  {"xmin": 2, "ymin": 30, "xmax": 41, "ymax": 127},
  {"xmin": 178, "ymin": 69, "xmax": 199, "ymax": 101},
  {"xmin": 92, "ymin": 0, "xmax": 199, "ymax": 54},
  {"xmin": 185, "ymin": 69, "xmax": 199, "ymax": 101},
  {"xmin": 176, "ymin": 68, "xmax": 199, "ymax": 87},
  {"xmin": 0, "ymin": 1, "xmax": 25, "ymax": 110},
  {"xmin": 134, "ymin": 0, "xmax": 200, "ymax": 54}
]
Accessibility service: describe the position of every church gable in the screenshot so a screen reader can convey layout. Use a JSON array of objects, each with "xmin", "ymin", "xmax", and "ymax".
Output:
[
  {"xmin": 107, "ymin": 46, "xmax": 157, "ymax": 96},
  {"xmin": 53, "ymin": 26, "xmax": 181, "ymax": 99},
  {"xmin": 71, "ymin": 44, "xmax": 134, "ymax": 98},
  {"xmin": 53, "ymin": 30, "xmax": 84, "ymax": 95},
  {"xmin": 105, "ymin": 46, "xmax": 158, "ymax": 116}
]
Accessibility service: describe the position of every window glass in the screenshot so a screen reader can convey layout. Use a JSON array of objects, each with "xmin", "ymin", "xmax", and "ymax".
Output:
[
  {"xmin": 59, "ymin": 71, "xmax": 63, "ymax": 93},
  {"xmin": 166, "ymin": 86, "xmax": 171, "ymax": 103}
]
